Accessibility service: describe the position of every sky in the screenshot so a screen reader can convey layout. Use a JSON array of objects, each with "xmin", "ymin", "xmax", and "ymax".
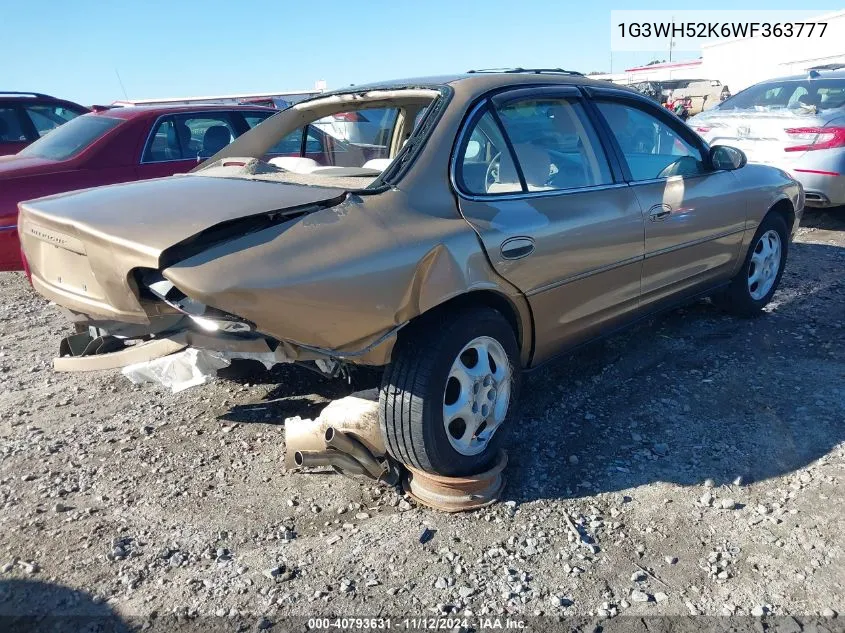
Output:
[{"xmin": 5, "ymin": 0, "xmax": 844, "ymax": 105}]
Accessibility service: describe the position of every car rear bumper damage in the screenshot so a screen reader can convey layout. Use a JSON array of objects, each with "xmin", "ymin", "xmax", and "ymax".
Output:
[{"xmin": 53, "ymin": 321, "xmax": 401, "ymax": 373}]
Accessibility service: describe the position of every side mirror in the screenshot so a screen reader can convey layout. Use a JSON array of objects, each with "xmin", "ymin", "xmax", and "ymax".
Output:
[{"xmin": 710, "ymin": 145, "xmax": 747, "ymax": 171}]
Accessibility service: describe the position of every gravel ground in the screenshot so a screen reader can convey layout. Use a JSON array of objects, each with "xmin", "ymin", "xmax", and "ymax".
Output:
[{"xmin": 0, "ymin": 210, "xmax": 843, "ymax": 630}]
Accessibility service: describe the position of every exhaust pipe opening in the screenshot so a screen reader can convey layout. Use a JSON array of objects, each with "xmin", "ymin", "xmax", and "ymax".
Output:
[
  {"xmin": 324, "ymin": 427, "xmax": 386, "ymax": 479},
  {"xmin": 294, "ymin": 449, "xmax": 372, "ymax": 478},
  {"xmin": 283, "ymin": 395, "xmax": 385, "ymax": 470}
]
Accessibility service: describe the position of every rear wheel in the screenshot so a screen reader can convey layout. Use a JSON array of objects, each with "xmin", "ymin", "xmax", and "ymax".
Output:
[
  {"xmin": 379, "ymin": 306, "xmax": 520, "ymax": 476},
  {"xmin": 714, "ymin": 212, "xmax": 789, "ymax": 316}
]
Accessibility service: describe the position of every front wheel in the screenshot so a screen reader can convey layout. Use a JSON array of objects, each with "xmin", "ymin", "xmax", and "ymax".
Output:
[
  {"xmin": 713, "ymin": 212, "xmax": 789, "ymax": 316},
  {"xmin": 379, "ymin": 306, "xmax": 521, "ymax": 476}
]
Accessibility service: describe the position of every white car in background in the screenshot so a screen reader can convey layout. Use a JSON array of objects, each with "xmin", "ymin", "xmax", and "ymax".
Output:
[{"xmin": 689, "ymin": 66, "xmax": 845, "ymax": 208}]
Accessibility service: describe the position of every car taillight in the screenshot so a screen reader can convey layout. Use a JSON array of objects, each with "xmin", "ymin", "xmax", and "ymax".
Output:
[
  {"xmin": 784, "ymin": 126, "xmax": 845, "ymax": 152},
  {"xmin": 694, "ymin": 126, "xmax": 711, "ymax": 133},
  {"xmin": 333, "ymin": 112, "xmax": 368, "ymax": 122}
]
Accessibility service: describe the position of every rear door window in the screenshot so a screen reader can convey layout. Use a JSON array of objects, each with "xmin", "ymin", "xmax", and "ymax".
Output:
[
  {"xmin": 457, "ymin": 110, "xmax": 521, "ymax": 194},
  {"xmin": 143, "ymin": 113, "xmax": 239, "ymax": 162},
  {"xmin": 456, "ymin": 95, "xmax": 613, "ymax": 195},
  {"xmin": 496, "ymin": 97, "xmax": 613, "ymax": 191}
]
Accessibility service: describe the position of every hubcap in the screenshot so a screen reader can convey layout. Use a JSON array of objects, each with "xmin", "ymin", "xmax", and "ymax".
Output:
[
  {"xmin": 748, "ymin": 229, "xmax": 782, "ymax": 300},
  {"xmin": 442, "ymin": 336, "xmax": 512, "ymax": 456}
]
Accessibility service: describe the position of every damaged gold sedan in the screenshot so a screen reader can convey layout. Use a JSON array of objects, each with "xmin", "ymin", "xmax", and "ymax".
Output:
[{"xmin": 20, "ymin": 70, "xmax": 803, "ymax": 476}]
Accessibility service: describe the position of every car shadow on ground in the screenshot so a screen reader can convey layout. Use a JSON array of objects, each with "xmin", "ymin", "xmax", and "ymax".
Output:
[
  {"xmin": 504, "ymin": 238, "xmax": 845, "ymax": 502},
  {"xmin": 0, "ymin": 578, "xmax": 131, "ymax": 632},
  {"xmin": 217, "ymin": 361, "xmax": 380, "ymax": 425},
  {"xmin": 800, "ymin": 205, "xmax": 844, "ymax": 230}
]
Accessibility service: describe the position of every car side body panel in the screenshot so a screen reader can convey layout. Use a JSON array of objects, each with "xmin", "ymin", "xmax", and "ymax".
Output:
[
  {"xmin": 161, "ymin": 188, "xmax": 532, "ymax": 365},
  {"xmin": 729, "ymin": 163, "xmax": 805, "ymax": 262}
]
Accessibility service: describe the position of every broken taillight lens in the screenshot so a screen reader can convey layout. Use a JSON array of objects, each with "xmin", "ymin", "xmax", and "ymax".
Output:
[{"xmin": 784, "ymin": 126, "xmax": 845, "ymax": 152}]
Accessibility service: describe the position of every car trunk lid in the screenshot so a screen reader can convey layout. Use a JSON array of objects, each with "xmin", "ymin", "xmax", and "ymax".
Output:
[
  {"xmin": 692, "ymin": 109, "xmax": 837, "ymax": 162},
  {"xmin": 19, "ymin": 174, "xmax": 346, "ymax": 321}
]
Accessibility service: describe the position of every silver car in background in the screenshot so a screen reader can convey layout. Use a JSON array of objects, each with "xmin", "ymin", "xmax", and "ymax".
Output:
[{"xmin": 689, "ymin": 67, "xmax": 845, "ymax": 208}]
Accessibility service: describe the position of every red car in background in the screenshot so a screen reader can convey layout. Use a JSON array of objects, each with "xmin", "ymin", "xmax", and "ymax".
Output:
[
  {"xmin": 0, "ymin": 104, "xmax": 277, "ymax": 271},
  {"xmin": 0, "ymin": 91, "xmax": 89, "ymax": 156}
]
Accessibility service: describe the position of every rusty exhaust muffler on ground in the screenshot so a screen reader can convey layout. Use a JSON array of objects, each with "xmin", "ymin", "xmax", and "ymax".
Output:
[{"xmin": 285, "ymin": 394, "xmax": 397, "ymax": 483}]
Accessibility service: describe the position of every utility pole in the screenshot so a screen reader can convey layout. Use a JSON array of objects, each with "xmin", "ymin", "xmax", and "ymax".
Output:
[{"xmin": 669, "ymin": 14, "xmax": 674, "ymax": 62}]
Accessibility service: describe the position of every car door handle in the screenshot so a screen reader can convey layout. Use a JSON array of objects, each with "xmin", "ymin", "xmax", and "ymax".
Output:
[
  {"xmin": 500, "ymin": 236, "xmax": 535, "ymax": 260},
  {"xmin": 648, "ymin": 203, "xmax": 672, "ymax": 221}
]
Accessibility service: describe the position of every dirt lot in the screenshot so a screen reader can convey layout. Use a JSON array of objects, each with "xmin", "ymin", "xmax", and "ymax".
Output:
[{"xmin": 0, "ymin": 210, "xmax": 843, "ymax": 630}]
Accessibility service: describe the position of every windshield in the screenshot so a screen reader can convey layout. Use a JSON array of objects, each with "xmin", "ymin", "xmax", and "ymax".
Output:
[
  {"xmin": 19, "ymin": 114, "xmax": 122, "ymax": 160},
  {"xmin": 719, "ymin": 78, "xmax": 845, "ymax": 113}
]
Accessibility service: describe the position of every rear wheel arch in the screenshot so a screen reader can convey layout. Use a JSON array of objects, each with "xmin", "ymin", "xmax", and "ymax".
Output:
[{"xmin": 402, "ymin": 289, "xmax": 531, "ymax": 367}]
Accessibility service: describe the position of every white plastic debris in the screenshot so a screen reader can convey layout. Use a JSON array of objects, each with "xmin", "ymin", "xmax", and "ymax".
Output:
[
  {"xmin": 122, "ymin": 348, "xmax": 230, "ymax": 393},
  {"xmin": 219, "ymin": 350, "xmax": 292, "ymax": 370}
]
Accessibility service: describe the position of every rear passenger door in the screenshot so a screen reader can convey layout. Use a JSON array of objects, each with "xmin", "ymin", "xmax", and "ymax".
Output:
[
  {"xmin": 589, "ymin": 90, "xmax": 747, "ymax": 307},
  {"xmin": 455, "ymin": 87, "xmax": 645, "ymax": 365},
  {"xmin": 136, "ymin": 112, "xmax": 242, "ymax": 180}
]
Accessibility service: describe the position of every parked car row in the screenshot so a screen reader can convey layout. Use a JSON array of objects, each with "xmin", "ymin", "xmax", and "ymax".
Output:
[
  {"xmin": 16, "ymin": 70, "xmax": 803, "ymax": 477},
  {"xmin": 0, "ymin": 91, "xmax": 89, "ymax": 156},
  {"xmin": 0, "ymin": 103, "xmax": 282, "ymax": 271}
]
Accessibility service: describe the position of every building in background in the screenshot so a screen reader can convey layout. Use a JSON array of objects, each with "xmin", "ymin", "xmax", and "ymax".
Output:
[
  {"xmin": 112, "ymin": 81, "xmax": 327, "ymax": 108},
  {"xmin": 592, "ymin": 59, "xmax": 707, "ymax": 85},
  {"xmin": 701, "ymin": 9, "xmax": 845, "ymax": 92},
  {"xmin": 597, "ymin": 10, "xmax": 845, "ymax": 93}
]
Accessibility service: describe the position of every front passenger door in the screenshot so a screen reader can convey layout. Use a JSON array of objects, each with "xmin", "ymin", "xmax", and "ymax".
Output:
[{"xmin": 593, "ymin": 96, "xmax": 747, "ymax": 307}]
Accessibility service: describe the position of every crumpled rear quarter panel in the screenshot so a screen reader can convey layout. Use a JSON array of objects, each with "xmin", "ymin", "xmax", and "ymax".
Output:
[{"xmin": 161, "ymin": 189, "xmax": 522, "ymax": 358}]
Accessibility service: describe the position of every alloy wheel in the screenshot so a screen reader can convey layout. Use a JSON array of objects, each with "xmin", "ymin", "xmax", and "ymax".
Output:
[
  {"xmin": 748, "ymin": 229, "xmax": 782, "ymax": 300},
  {"xmin": 442, "ymin": 336, "xmax": 512, "ymax": 456}
]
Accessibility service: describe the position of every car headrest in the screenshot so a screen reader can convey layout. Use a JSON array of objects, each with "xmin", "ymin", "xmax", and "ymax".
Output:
[
  {"xmin": 202, "ymin": 125, "xmax": 232, "ymax": 155},
  {"xmin": 512, "ymin": 143, "xmax": 552, "ymax": 188}
]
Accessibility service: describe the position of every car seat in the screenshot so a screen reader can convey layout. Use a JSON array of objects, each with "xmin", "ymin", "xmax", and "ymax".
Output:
[{"xmin": 201, "ymin": 126, "xmax": 232, "ymax": 157}]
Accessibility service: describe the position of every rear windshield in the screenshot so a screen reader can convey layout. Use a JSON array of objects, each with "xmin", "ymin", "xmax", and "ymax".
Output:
[
  {"xmin": 719, "ymin": 78, "xmax": 845, "ymax": 112},
  {"xmin": 19, "ymin": 115, "xmax": 122, "ymax": 160}
]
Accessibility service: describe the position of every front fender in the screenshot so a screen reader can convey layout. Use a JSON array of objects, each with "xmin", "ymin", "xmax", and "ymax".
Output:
[{"xmin": 728, "ymin": 164, "xmax": 803, "ymax": 275}]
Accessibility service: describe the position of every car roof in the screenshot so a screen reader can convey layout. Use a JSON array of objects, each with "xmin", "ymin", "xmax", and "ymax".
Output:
[
  {"xmin": 321, "ymin": 71, "xmax": 633, "ymax": 96},
  {"xmin": 85, "ymin": 103, "xmax": 277, "ymax": 121},
  {"xmin": 0, "ymin": 92, "xmax": 87, "ymax": 109}
]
